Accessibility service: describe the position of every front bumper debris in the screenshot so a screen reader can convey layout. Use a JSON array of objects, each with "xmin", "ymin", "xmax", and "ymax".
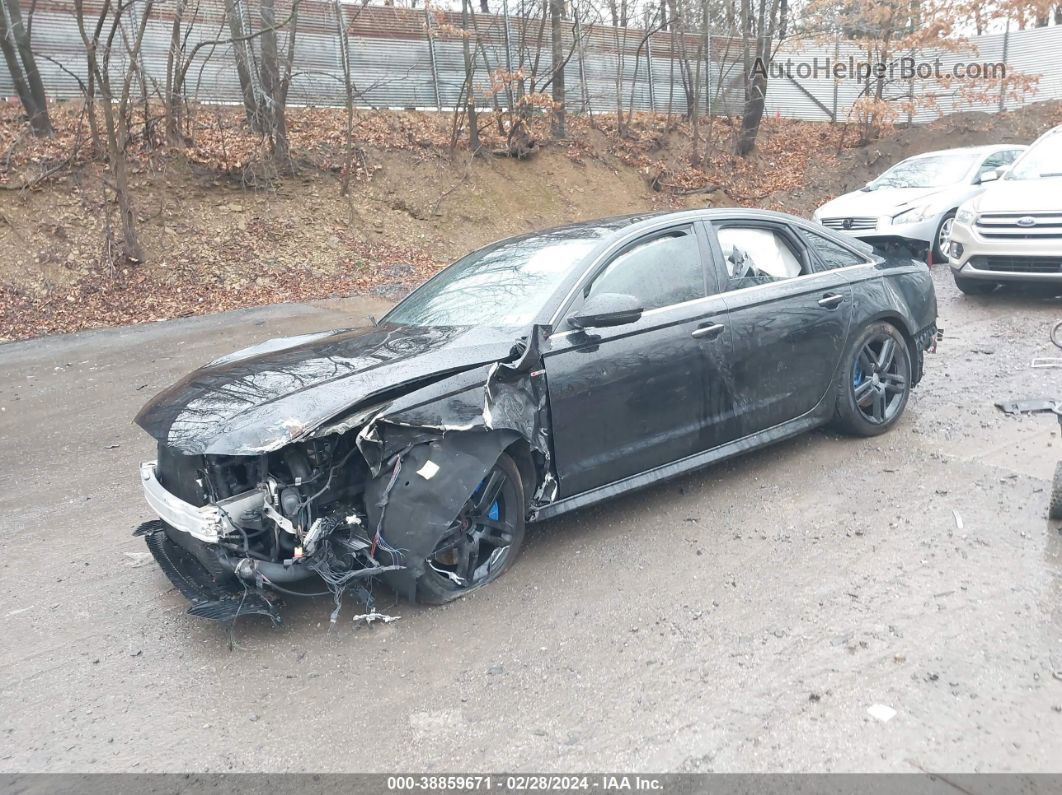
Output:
[
  {"xmin": 136, "ymin": 520, "xmax": 281, "ymax": 624},
  {"xmin": 139, "ymin": 461, "xmax": 264, "ymax": 544}
]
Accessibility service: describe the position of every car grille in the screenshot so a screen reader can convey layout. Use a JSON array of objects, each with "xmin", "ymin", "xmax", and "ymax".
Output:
[
  {"xmin": 975, "ymin": 212, "xmax": 1062, "ymax": 239},
  {"xmin": 821, "ymin": 216, "xmax": 878, "ymax": 231},
  {"xmin": 969, "ymin": 256, "xmax": 1062, "ymax": 274}
]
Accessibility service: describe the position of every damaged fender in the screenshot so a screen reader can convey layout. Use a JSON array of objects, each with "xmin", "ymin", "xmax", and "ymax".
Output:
[
  {"xmin": 364, "ymin": 430, "xmax": 521, "ymax": 598},
  {"xmin": 359, "ymin": 326, "xmax": 555, "ymax": 597}
]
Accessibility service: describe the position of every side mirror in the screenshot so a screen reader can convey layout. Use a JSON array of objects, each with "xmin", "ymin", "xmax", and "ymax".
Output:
[
  {"xmin": 977, "ymin": 169, "xmax": 1001, "ymax": 184},
  {"xmin": 569, "ymin": 292, "xmax": 643, "ymax": 330}
]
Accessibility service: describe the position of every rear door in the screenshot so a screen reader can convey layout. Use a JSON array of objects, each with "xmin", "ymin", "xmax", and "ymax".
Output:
[
  {"xmin": 706, "ymin": 218, "xmax": 858, "ymax": 438},
  {"xmin": 543, "ymin": 223, "xmax": 733, "ymax": 497}
]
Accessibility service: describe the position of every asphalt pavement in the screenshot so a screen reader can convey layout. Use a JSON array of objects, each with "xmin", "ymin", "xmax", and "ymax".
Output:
[{"xmin": 1, "ymin": 270, "xmax": 1060, "ymax": 772}]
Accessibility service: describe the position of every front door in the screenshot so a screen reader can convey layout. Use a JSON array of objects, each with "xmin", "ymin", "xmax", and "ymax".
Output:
[{"xmin": 543, "ymin": 224, "xmax": 733, "ymax": 498}]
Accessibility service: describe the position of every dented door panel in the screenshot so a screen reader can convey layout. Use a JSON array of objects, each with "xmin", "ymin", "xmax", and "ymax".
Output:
[
  {"xmin": 543, "ymin": 297, "xmax": 732, "ymax": 498},
  {"xmin": 722, "ymin": 272, "xmax": 855, "ymax": 436}
]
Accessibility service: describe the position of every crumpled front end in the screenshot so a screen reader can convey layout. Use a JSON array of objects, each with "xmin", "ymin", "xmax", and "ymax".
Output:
[
  {"xmin": 136, "ymin": 325, "xmax": 556, "ymax": 626},
  {"xmin": 138, "ymin": 434, "xmax": 403, "ymax": 625}
]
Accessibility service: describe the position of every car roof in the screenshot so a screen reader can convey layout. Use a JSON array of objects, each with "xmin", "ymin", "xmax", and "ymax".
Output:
[
  {"xmin": 904, "ymin": 144, "xmax": 1027, "ymax": 160},
  {"xmin": 527, "ymin": 207, "xmax": 815, "ymax": 234}
]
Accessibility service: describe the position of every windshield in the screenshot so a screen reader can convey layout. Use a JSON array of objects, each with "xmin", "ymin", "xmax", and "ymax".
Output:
[
  {"xmin": 1006, "ymin": 131, "xmax": 1062, "ymax": 180},
  {"xmin": 868, "ymin": 153, "xmax": 977, "ymax": 189},
  {"xmin": 383, "ymin": 228, "xmax": 606, "ymax": 327}
]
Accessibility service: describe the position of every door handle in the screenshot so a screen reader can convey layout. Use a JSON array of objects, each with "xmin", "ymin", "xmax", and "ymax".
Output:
[
  {"xmin": 818, "ymin": 292, "xmax": 845, "ymax": 309},
  {"xmin": 691, "ymin": 322, "xmax": 725, "ymax": 340}
]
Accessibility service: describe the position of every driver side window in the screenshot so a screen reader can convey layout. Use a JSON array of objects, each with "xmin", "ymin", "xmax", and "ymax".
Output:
[
  {"xmin": 717, "ymin": 227, "xmax": 806, "ymax": 291},
  {"xmin": 976, "ymin": 149, "xmax": 1020, "ymax": 179},
  {"xmin": 587, "ymin": 228, "xmax": 705, "ymax": 311}
]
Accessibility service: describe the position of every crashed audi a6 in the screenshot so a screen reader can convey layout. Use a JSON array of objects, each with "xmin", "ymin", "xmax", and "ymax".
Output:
[{"xmin": 135, "ymin": 209, "xmax": 938, "ymax": 623}]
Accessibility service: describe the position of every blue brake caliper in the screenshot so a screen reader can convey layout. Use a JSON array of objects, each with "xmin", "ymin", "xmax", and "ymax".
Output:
[
  {"xmin": 853, "ymin": 360, "xmax": 863, "ymax": 387},
  {"xmin": 472, "ymin": 480, "xmax": 501, "ymax": 521}
]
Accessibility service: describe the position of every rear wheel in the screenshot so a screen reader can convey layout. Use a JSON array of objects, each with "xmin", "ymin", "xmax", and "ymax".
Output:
[
  {"xmin": 833, "ymin": 322, "xmax": 912, "ymax": 437},
  {"xmin": 953, "ymin": 272, "xmax": 996, "ymax": 296},
  {"xmin": 415, "ymin": 453, "xmax": 526, "ymax": 605}
]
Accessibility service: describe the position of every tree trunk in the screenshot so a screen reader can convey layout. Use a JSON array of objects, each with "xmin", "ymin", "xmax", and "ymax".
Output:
[
  {"xmin": 165, "ymin": 0, "xmax": 188, "ymax": 143},
  {"xmin": 258, "ymin": 0, "xmax": 290, "ymax": 162},
  {"xmin": 461, "ymin": 0, "xmax": 480, "ymax": 153},
  {"xmin": 735, "ymin": 68, "xmax": 767, "ymax": 156},
  {"xmin": 225, "ymin": 0, "xmax": 263, "ymax": 131},
  {"xmin": 549, "ymin": 0, "xmax": 566, "ymax": 138},
  {"xmin": 735, "ymin": 0, "xmax": 785, "ymax": 156},
  {"xmin": 333, "ymin": 0, "xmax": 356, "ymax": 196},
  {"xmin": 0, "ymin": 0, "xmax": 52, "ymax": 136},
  {"xmin": 73, "ymin": 0, "xmax": 149, "ymax": 263}
]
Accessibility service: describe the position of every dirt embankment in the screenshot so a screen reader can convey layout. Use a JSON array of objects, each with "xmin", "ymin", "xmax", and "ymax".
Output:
[{"xmin": 1, "ymin": 100, "xmax": 1060, "ymax": 341}]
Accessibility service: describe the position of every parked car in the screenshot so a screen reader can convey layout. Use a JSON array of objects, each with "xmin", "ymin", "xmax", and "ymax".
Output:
[
  {"xmin": 135, "ymin": 209, "xmax": 938, "ymax": 623},
  {"xmin": 813, "ymin": 145, "xmax": 1027, "ymax": 264},
  {"xmin": 946, "ymin": 125, "xmax": 1062, "ymax": 295}
]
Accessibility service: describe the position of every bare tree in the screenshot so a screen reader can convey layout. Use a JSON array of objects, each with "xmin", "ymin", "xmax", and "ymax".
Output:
[
  {"xmin": 74, "ymin": 0, "xmax": 154, "ymax": 263},
  {"xmin": 258, "ymin": 0, "xmax": 293, "ymax": 163},
  {"xmin": 550, "ymin": 0, "xmax": 567, "ymax": 137},
  {"xmin": 164, "ymin": 0, "xmax": 189, "ymax": 143},
  {"xmin": 225, "ymin": 0, "xmax": 265, "ymax": 131},
  {"xmin": 459, "ymin": 0, "xmax": 481, "ymax": 153},
  {"xmin": 168, "ymin": 0, "xmax": 300, "ymax": 156},
  {"xmin": 735, "ymin": 0, "xmax": 788, "ymax": 155},
  {"xmin": 0, "ymin": 0, "xmax": 52, "ymax": 137},
  {"xmin": 333, "ymin": 0, "xmax": 356, "ymax": 195}
]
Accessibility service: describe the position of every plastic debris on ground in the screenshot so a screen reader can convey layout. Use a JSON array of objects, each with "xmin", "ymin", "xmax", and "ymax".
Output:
[{"xmin": 867, "ymin": 704, "xmax": 897, "ymax": 722}]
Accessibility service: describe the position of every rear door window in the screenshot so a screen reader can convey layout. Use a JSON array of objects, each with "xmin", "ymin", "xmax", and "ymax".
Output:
[{"xmin": 716, "ymin": 226, "xmax": 807, "ymax": 291}]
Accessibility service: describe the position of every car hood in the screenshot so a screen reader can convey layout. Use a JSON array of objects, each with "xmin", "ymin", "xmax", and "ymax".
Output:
[
  {"xmin": 135, "ymin": 323, "xmax": 521, "ymax": 455},
  {"xmin": 817, "ymin": 186, "xmax": 945, "ymax": 217},
  {"xmin": 966, "ymin": 178, "xmax": 1062, "ymax": 213}
]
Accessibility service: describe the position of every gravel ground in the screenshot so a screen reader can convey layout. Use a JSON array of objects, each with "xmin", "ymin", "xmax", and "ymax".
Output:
[{"xmin": 0, "ymin": 268, "xmax": 1060, "ymax": 773}]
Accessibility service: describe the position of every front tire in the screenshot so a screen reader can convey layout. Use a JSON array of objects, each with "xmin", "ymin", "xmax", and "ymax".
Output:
[
  {"xmin": 414, "ymin": 453, "xmax": 527, "ymax": 605},
  {"xmin": 833, "ymin": 322, "xmax": 912, "ymax": 437},
  {"xmin": 932, "ymin": 210, "xmax": 956, "ymax": 264}
]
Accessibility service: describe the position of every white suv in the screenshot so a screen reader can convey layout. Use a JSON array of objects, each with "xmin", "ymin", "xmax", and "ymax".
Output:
[{"xmin": 947, "ymin": 125, "xmax": 1062, "ymax": 295}]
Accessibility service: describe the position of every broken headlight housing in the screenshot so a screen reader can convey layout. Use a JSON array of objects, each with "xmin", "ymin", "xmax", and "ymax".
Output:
[{"xmin": 890, "ymin": 204, "xmax": 933, "ymax": 225}]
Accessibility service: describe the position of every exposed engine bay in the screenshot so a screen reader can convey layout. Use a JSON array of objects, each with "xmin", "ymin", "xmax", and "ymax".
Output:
[
  {"xmin": 135, "ymin": 324, "xmax": 553, "ymax": 626},
  {"xmin": 139, "ymin": 434, "xmax": 398, "ymax": 624}
]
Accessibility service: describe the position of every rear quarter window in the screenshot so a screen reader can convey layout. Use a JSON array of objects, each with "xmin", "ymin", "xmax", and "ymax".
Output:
[{"xmin": 797, "ymin": 228, "xmax": 867, "ymax": 271}]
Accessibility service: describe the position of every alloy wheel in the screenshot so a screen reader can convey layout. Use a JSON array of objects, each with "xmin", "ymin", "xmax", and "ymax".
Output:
[
  {"xmin": 937, "ymin": 217, "xmax": 953, "ymax": 259},
  {"xmin": 852, "ymin": 335, "xmax": 909, "ymax": 425},
  {"xmin": 426, "ymin": 467, "xmax": 516, "ymax": 590}
]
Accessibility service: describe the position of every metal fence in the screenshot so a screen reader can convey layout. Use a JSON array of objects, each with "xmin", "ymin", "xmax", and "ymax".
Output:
[{"xmin": 4, "ymin": 1, "xmax": 1062, "ymax": 123}]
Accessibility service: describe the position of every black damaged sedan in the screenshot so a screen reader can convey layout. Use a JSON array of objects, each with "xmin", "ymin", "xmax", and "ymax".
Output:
[{"xmin": 135, "ymin": 209, "xmax": 937, "ymax": 622}]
